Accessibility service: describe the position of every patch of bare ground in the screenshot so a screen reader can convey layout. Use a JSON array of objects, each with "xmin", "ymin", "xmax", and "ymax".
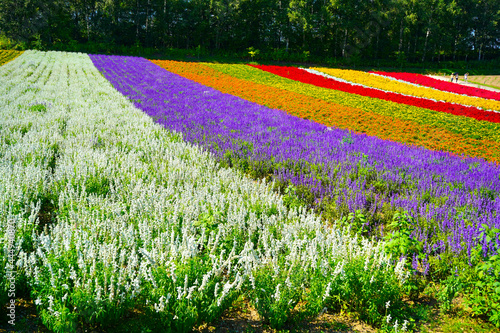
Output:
[
  {"xmin": 0, "ymin": 298, "xmax": 49, "ymax": 333},
  {"xmin": 194, "ymin": 299, "xmax": 376, "ymax": 333},
  {"xmin": 1, "ymin": 297, "xmax": 376, "ymax": 333},
  {"xmin": 3, "ymin": 296, "xmax": 499, "ymax": 333}
]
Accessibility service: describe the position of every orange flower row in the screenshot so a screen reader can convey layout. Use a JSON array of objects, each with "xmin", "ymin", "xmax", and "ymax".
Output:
[{"xmin": 150, "ymin": 60, "xmax": 500, "ymax": 163}]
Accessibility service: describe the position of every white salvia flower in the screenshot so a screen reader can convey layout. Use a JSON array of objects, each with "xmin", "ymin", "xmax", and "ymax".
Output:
[
  {"xmin": 386, "ymin": 313, "xmax": 392, "ymax": 324},
  {"xmin": 394, "ymin": 319, "xmax": 398, "ymax": 332},
  {"xmin": 334, "ymin": 260, "xmax": 345, "ymax": 277},
  {"xmin": 285, "ymin": 276, "xmax": 292, "ymax": 288},
  {"xmin": 273, "ymin": 262, "xmax": 280, "ymax": 276},
  {"xmin": 394, "ymin": 258, "xmax": 410, "ymax": 284},
  {"xmin": 249, "ymin": 272, "xmax": 256, "ymax": 289},
  {"xmin": 176, "ymin": 286, "xmax": 184, "ymax": 300},
  {"xmin": 214, "ymin": 282, "xmax": 220, "ymax": 298},
  {"xmin": 273, "ymin": 284, "xmax": 281, "ymax": 301},
  {"xmin": 109, "ymin": 282, "xmax": 115, "ymax": 302},
  {"xmin": 154, "ymin": 295, "xmax": 167, "ymax": 313},
  {"xmin": 47, "ymin": 295, "xmax": 54, "ymax": 313},
  {"xmin": 217, "ymin": 280, "xmax": 234, "ymax": 307},
  {"xmin": 198, "ymin": 271, "xmax": 212, "ymax": 292},
  {"xmin": 186, "ymin": 286, "xmax": 196, "ymax": 300},
  {"xmin": 370, "ymin": 275, "xmax": 375, "ymax": 284},
  {"xmin": 386, "ymin": 300, "xmax": 391, "ymax": 309},
  {"xmin": 402, "ymin": 319, "xmax": 408, "ymax": 332},
  {"xmin": 95, "ymin": 284, "xmax": 103, "ymax": 302},
  {"xmin": 183, "ymin": 274, "xmax": 188, "ymax": 294},
  {"xmin": 170, "ymin": 263, "xmax": 177, "ymax": 284},
  {"xmin": 235, "ymin": 272, "xmax": 244, "ymax": 290},
  {"xmin": 323, "ymin": 282, "xmax": 332, "ymax": 301},
  {"xmin": 35, "ymin": 298, "xmax": 42, "ymax": 306}
]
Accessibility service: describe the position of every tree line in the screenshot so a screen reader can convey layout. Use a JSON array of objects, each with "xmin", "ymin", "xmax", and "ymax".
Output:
[{"xmin": 1, "ymin": 0, "xmax": 499, "ymax": 64}]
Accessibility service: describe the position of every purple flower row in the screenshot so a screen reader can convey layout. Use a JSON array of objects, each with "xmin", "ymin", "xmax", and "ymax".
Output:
[{"xmin": 89, "ymin": 54, "xmax": 500, "ymax": 259}]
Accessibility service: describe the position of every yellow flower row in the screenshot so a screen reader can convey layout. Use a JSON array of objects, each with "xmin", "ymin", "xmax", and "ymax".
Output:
[
  {"xmin": 0, "ymin": 50, "xmax": 23, "ymax": 66},
  {"xmin": 311, "ymin": 67, "xmax": 500, "ymax": 112}
]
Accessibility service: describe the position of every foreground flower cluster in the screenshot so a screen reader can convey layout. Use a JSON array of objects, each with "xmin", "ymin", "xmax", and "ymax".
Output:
[{"xmin": 0, "ymin": 51, "xmax": 408, "ymax": 332}]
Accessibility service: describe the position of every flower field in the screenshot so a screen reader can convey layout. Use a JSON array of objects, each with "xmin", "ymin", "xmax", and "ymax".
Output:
[
  {"xmin": 1, "ymin": 51, "xmax": 500, "ymax": 331},
  {"xmin": 100, "ymin": 56, "xmax": 500, "ymax": 252}
]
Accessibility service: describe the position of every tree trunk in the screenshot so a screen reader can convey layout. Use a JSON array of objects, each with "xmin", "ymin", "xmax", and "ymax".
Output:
[
  {"xmin": 398, "ymin": 18, "xmax": 404, "ymax": 54},
  {"xmin": 136, "ymin": 0, "xmax": 140, "ymax": 42},
  {"xmin": 163, "ymin": 0, "xmax": 167, "ymax": 47},
  {"xmin": 342, "ymin": 29, "xmax": 348, "ymax": 58},
  {"xmin": 413, "ymin": 33, "xmax": 418, "ymax": 62},
  {"xmin": 422, "ymin": 28, "xmax": 430, "ymax": 62},
  {"xmin": 146, "ymin": 0, "xmax": 150, "ymax": 46},
  {"xmin": 85, "ymin": 0, "xmax": 91, "ymax": 41}
]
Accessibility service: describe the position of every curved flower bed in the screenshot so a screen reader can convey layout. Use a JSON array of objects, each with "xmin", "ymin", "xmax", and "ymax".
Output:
[
  {"xmin": 89, "ymin": 55, "xmax": 500, "ymax": 267},
  {"xmin": 251, "ymin": 65, "xmax": 500, "ymax": 122},
  {"xmin": 310, "ymin": 67, "xmax": 500, "ymax": 111},
  {"xmin": 372, "ymin": 71, "xmax": 500, "ymax": 101},
  {"xmin": 190, "ymin": 61, "xmax": 500, "ymax": 162}
]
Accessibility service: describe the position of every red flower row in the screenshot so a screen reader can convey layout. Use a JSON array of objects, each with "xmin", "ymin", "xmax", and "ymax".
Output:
[
  {"xmin": 250, "ymin": 65, "xmax": 500, "ymax": 124},
  {"xmin": 372, "ymin": 71, "xmax": 500, "ymax": 102}
]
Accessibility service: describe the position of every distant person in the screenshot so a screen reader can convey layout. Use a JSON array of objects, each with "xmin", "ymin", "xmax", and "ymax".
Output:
[
  {"xmin": 454, "ymin": 73, "xmax": 459, "ymax": 83},
  {"xmin": 450, "ymin": 73, "xmax": 454, "ymax": 82},
  {"xmin": 464, "ymin": 72, "xmax": 469, "ymax": 83}
]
